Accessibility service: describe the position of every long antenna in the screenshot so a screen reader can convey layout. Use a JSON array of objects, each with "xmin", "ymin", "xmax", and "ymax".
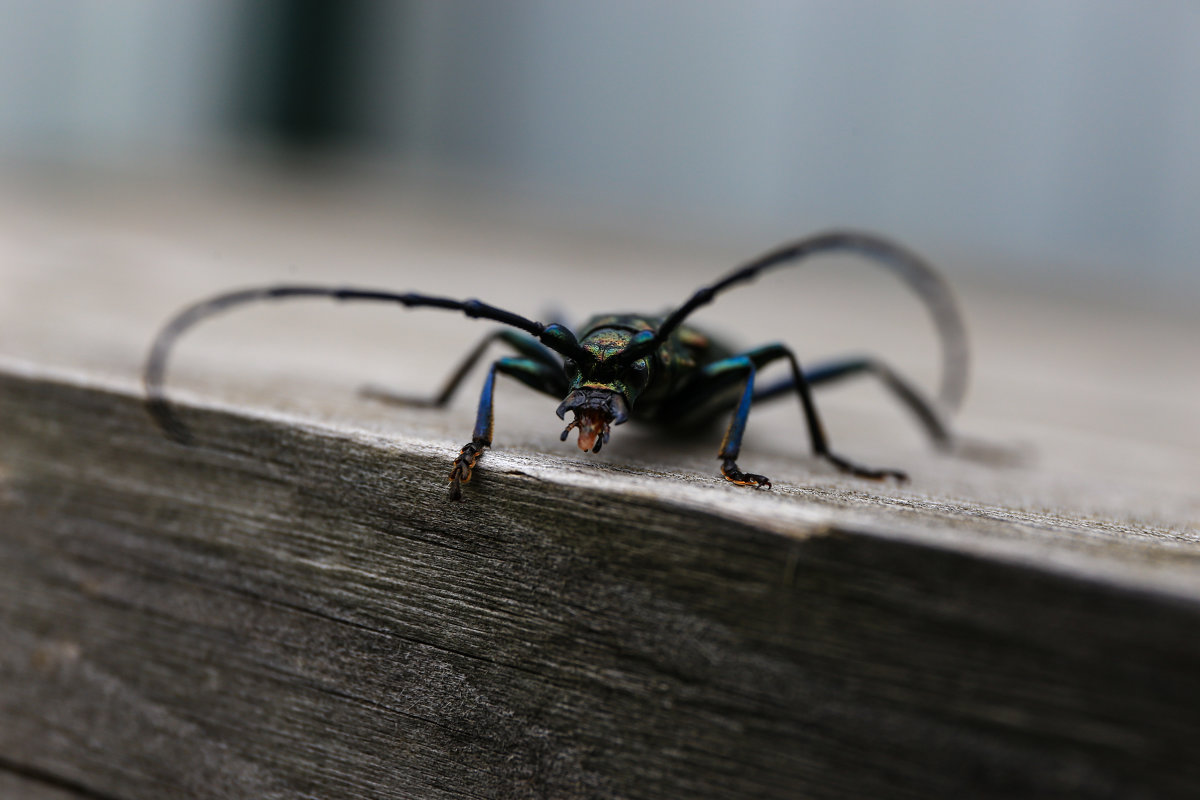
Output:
[
  {"xmin": 616, "ymin": 230, "xmax": 970, "ymax": 412},
  {"xmin": 143, "ymin": 285, "xmax": 587, "ymax": 442}
]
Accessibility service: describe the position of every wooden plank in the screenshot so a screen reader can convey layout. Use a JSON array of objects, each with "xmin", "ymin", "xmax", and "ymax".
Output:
[
  {"xmin": 3, "ymin": 365, "xmax": 1200, "ymax": 799},
  {"xmin": 0, "ymin": 768, "xmax": 101, "ymax": 800}
]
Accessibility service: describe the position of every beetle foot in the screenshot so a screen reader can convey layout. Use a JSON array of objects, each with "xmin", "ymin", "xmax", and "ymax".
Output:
[
  {"xmin": 448, "ymin": 441, "xmax": 487, "ymax": 501},
  {"xmin": 823, "ymin": 452, "xmax": 907, "ymax": 482},
  {"xmin": 721, "ymin": 458, "xmax": 772, "ymax": 489}
]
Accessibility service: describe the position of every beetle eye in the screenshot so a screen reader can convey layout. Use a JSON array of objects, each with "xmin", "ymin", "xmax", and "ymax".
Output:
[
  {"xmin": 563, "ymin": 359, "xmax": 580, "ymax": 379},
  {"xmin": 626, "ymin": 358, "xmax": 649, "ymax": 389}
]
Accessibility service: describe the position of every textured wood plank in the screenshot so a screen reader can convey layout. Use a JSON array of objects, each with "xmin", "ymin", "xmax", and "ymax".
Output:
[
  {"xmin": 3, "ymin": 365, "xmax": 1200, "ymax": 800},
  {"xmin": 0, "ymin": 769, "xmax": 101, "ymax": 800}
]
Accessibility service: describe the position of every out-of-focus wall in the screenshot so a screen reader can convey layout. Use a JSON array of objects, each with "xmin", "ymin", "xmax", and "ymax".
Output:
[
  {"xmin": 0, "ymin": 1, "xmax": 243, "ymax": 160},
  {"xmin": 1, "ymin": 1, "xmax": 1197, "ymax": 297}
]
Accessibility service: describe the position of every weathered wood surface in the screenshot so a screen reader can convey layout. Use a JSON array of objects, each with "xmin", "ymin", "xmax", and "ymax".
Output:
[
  {"xmin": 3, "ymin": 363, "xmax": 1200, "ymax": 800},
  {"xmin": 0, "ymin": 771, "xmax": 91, "ymax": 800},
  {"xmin": 1, "ymin": 166, "xmax": 1199, "ymax": 798}
]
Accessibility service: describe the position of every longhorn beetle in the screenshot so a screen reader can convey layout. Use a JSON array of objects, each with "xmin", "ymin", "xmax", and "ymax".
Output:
[{"xmin": 144, "ymin": 230, "xmax": 968, "ymax": 500}]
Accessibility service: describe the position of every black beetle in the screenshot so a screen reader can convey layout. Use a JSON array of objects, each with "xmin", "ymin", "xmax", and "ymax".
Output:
[{"xmin": 145, "ymin": 230, "xmax": 967, "ymax": 499}]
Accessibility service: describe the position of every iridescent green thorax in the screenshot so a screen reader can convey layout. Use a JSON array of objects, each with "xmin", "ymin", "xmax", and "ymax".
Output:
[
  {"xmin": 579, "ymin": 315, "xmax": 655, "ymax": 363},
  {"xmin": 571, "ymin": 316, "xmax": 656, "ymax": 394}
]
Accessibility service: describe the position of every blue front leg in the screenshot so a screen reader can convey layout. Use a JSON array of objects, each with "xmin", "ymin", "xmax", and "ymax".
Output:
[{"xmin": 448, "ymin": 356, "xmax": 567, "ymax": 501}]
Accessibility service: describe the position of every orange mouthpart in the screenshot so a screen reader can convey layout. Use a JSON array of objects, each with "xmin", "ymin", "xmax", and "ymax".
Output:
[{"xmin": 561, "ymin": 409, "xmax": 612, "ymax": 453}]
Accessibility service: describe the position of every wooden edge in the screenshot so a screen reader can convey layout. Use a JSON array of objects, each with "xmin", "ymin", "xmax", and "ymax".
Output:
[{"xmin": 3, "ymin": 362, "xmax": 1200, "ymax": 798}]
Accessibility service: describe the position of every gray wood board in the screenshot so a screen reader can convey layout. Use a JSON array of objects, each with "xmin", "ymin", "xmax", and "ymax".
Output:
[
  {"xmin": 3, "ymin": 367, "xmax": 1200, "ymax": 800},
  {"xmin": 0, "ymin": 767, "xmax": 102, "ymax": 800}
]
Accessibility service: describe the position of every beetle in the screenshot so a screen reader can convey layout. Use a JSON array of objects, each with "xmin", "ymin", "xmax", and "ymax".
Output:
[{"xmin": 144, "ymin": 230, "xmax": 967, "ymax": 500}]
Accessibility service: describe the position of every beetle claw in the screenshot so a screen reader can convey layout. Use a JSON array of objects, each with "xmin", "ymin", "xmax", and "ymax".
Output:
[
  {"xmin": 720, "ymin": 458, "xmax": 772, "ymax": 489},
  {"xmin": 447, "ymin": 441, "xmax": 487, "ymax": 501}
]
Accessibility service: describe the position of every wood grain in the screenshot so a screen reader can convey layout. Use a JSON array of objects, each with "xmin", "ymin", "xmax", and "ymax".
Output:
[{"xmin": 3, "ymin": 366, "xmax": 1200, "ymax": 800}]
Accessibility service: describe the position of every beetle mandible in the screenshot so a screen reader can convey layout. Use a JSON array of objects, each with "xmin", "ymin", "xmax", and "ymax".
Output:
[{"xmin": 144, "ymin": 230, "xmax": 968, "ymax": 500}]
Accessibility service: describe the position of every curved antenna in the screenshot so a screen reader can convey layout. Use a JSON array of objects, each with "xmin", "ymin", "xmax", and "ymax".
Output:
[
  {"xmin": 617, "ymin": 230, "xmax": 970, "ymax": 412},
  {"xmin": 144, "ymin": 285, "xmax": 587, "ymax": 443}
]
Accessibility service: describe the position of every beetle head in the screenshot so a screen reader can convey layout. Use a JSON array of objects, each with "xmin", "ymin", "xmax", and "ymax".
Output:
[{"xmin": 555, "ymin": 324, "xmax": 656, "ymax": 453}]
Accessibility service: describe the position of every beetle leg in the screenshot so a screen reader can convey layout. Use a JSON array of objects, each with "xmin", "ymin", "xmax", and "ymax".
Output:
[
  {"xmin": 753, "ymin": 344, "xmax": 908, "ymax": 480},
  {"xmin": 447, "ymin": 356, "xmax": 568, "ymax": 501},
  {"xmin": 702, "ymin": 344, "xmax": 907, "ymax": 487},
  {"xmin": 363, "ymin": 329, "xmax": 562, "ymax": 408},
  {"xmin": 751, "ymin": 356, "xmax": 951, "ymax": 449},
  {"xmin": 716, "ymin": 356, "xmax": 772, "ymax": 488}
]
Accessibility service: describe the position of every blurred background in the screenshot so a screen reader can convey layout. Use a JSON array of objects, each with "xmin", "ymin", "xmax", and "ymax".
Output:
[{"xmin": 1, "ymin": 0, "xmax": 1197, "ymax": 302}]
